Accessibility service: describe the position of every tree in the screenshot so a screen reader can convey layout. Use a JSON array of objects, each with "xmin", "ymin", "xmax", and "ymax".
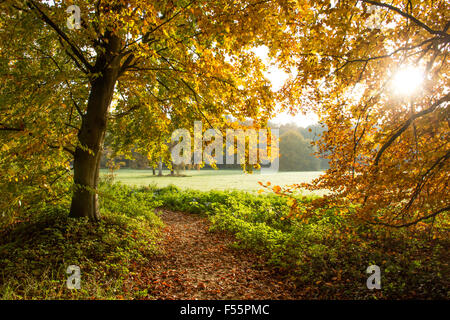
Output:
[
  {"xmin": 279, "ymin": 130, "xmax": 320, "ymax": 171},
  {"xmin": 1, "ymin": 0, "xmax": 289, "ymax": 221},
  {"xmin": 270, "ymin": 0, "xmax": 449, "ymax": 227}
]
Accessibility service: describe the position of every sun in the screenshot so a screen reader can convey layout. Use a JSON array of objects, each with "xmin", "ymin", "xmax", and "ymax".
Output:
[{"xmin": 392, "ymin": 66, "xmax": 424, "ymax": 96}]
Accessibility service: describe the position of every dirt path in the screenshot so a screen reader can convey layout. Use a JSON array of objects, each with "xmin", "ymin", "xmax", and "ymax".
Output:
[{"xmin": 139, "ymin": 209, "xmax": 298, "ymax": 299}]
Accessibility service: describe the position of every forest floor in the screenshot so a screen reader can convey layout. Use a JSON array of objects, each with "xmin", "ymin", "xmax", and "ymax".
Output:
[{"xmin": 136, "ymin": 209, "xmax": 299, "ymax": 299}]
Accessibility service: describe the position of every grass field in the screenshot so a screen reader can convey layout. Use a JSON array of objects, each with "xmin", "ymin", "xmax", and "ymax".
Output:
[{"xmin": 101, "ymin": 169, "xmax": 325, "ymax": 194}]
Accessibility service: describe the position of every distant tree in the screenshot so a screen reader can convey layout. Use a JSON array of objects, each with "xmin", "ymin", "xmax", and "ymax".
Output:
[{"xmin": 279, "ymin": 130, "xmax": 320, "ymax": 171}]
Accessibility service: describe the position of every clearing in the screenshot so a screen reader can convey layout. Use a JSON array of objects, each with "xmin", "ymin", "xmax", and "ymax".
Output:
[{"xmin": 101, "ymin": 169, "xmax": 324, "ymax": 194}]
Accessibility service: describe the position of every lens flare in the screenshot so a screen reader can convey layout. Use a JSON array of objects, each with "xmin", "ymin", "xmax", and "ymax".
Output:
[{"xmin": 392, "ymin": 67, "xmax": 424, "ymax": 96}]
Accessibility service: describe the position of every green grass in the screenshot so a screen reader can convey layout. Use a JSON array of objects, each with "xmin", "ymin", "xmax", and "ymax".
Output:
[{"xmin": 101, "ymin": 169, "xmax": 325, "ymax": 194}]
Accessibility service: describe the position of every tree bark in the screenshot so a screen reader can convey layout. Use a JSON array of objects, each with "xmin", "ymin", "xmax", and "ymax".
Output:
[
  {"xmin": 158, "ymin": 158, "xmax": 163, "ymax": 176},
  {"xmin": 170, "ymin": 161, "xmax": 175, "ymax": 176},
  {"xmin": 69, "ymin": 34, "xmax": 122, "ymax": 221}
]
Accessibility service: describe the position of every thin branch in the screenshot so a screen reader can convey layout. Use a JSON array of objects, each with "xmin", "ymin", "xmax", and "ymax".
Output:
[
  {"xmin": 32, "ymin": 45, "xmax": 84, "ymax": 118},
  {"xmin": 46, "ymin": 143, "xmax": 75, "ymax": 156},
  {"xmin": 346, "ymin": 37, "xmax": 439, "ymax": 64},
  {"xmin": 123, "ymin": 0, "xmax": 196, "ymax": 50},
  {"xmin": 179, "ymin": 78, "xmax": 215, "ymax": 130},
  {"xmin": 374, "ymin": 93, "xmax": 450, "ymax": 166},
  {"xmin": 26, "ymin": 0, "xmax": 94, "ymax": 73},
  {"xmin": 359, "ymin": 0, "xmax": 449, "ymax": 37},
  {"xmin": 403, "ymin": 149, "xmax": 450, "ymax": 212},
  {"xmin": 371, "ymin": 206, "xmax": 450, "ymax": 228},
  {"xmin": 0, "ymin": 124, "xmax": 23, "ymax": 131},
  {"xmin": 111, "ymin": 104, "xmax": 142, "ymax": 118}
]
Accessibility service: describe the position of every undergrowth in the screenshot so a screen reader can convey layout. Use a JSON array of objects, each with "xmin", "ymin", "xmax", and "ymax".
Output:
[
  {"xmin": 0, "ymin": 182, "xmax": 162, "ymax": 299},
  {"xmin": 148, "ymin": 184, "xmax": 449, "ymax": 299},
  {"xmin": 1, "ymin": 181, "xmax": 448, "ymax": 299}
]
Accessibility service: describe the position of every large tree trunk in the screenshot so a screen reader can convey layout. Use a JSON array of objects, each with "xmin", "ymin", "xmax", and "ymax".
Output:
[{"xmin": 69, "ymin": 34, "xmax": 122, "ymax": 221}]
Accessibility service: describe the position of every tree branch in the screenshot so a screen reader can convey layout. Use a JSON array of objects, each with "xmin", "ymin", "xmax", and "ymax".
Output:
[
  {"xmin": 26, "ymin": 0, "xmax": 94, "ymax": 74},
  {"xmin": 359, "ymin": 0, "xmax": 450, "ymax": 37},
  {"xmin": 46, "ymin": 142, "xmax": 75, "ymax": 156},
  {"xmin": 374, "ymin": 93, "xmax": 450, "ymax": 166},
  {"xmin": 0, "ymin": 124, "xmax": 24, "ymax": 131},
  {"xmin": 402, "ymin": 149, "xmax": 450, "ymax": 212},
  {"xmin": 371, "ymin": 206, "xmax": 450, "ymax": 228},
  {"xmin": 111, "ymin": 104, "xmax": 142, "ymax": 118}
]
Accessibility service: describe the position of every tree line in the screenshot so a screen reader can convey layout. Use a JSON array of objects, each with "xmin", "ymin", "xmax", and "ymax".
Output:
[{"xmin": 100, "ymin": 123, "xmax": 329, "ymax": 173}]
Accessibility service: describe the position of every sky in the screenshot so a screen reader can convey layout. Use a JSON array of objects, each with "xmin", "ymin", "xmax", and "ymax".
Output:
[{"xmin": 252, "ymin": 46, "xmax": 319, "ymax": 128}]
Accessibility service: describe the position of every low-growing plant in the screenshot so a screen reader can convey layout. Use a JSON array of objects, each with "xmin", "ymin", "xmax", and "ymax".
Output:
[
  {"xmin": 0, "ymin": 182, "xmax": 163, "ymax": 299},
  {"xmin": 148, "ymin": 185, "xmax": 449, "ymax": 299}
]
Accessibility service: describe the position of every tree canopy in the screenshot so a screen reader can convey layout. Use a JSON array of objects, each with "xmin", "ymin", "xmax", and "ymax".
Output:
[
  {"xmin": 265, "ymin": 0, "xmax": 449, "ymax": 227},
  {"xmin": 0, "ymin": 0, "xmax": 448, "ymax": 227}
]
